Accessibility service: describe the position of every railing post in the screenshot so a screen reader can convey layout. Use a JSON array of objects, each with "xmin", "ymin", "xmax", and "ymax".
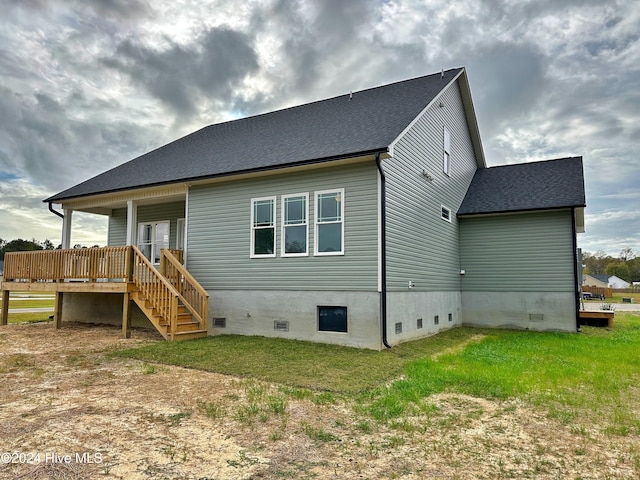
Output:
[
  {"xmin": 170, "ymin": 295, "xmax": 178, "ymax": 340},
  {"xmin": 159, "ymin": 249, "xmax": 167, "ymax": 277},
  {"xmin": 1, "ymin": 290, "xmax": 9, "ymax": 326},
  {"xmin": 125, "ymin": 246, "xmax": 134, "ymax": 283}
]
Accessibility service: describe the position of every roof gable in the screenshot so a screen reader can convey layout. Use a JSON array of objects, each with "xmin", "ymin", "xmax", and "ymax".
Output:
[
  {"xmin": 46, "ymin": 68, "xmax": 466, "ymax": 203},
  {"xmin": 458, "ymin": 156, "xmax": 586, "ymax": 216}
]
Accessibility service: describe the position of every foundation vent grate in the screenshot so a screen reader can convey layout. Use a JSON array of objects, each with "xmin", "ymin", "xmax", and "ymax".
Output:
[
  {"xmin": 213, "ymin": 318, "xmax": 226, "ymax": 328},
  {"xmin": 395, "ymin": 322, "xmax": 402, "ymax": 334},
  {"xmin": 417, "ymin": 318, "xmax": 423, "ymax": 329},
  {"xmin": 274, "ymin": 320, "xmax": 289, "ymax": 332},
  {"xmin": 529, "ymin": 314, "xmax": 544, "ymax": 322}
]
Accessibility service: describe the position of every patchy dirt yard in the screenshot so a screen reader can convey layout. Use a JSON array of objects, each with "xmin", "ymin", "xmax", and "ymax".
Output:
[{"xmin": 1, "ymin": 322, "xmax": 639, "ymax": 479}]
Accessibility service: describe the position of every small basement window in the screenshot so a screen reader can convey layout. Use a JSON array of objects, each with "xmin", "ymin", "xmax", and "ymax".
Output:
[
  {"xmin": 441, "ymin": 205, "xmax": 451, "ymax": 222},
  {"xmin": 318, "ymin": 306, "xmax": 347, "ymax": 333}
]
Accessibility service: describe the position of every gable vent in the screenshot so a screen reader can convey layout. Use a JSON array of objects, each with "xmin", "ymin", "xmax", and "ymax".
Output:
[
  {"xmin": 213, "ymin": 318, "xmax": 226, "ymax": 328},
  {"xmin": 274, "ymin": 320, "xmax": 289, "ymax": 332}
]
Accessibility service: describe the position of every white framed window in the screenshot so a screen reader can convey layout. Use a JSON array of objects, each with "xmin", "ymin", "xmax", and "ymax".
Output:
[
  {"xmin": 177, "ymin": 218, "xmax": 186, "ymax": 250},
  {"xmin": 315, "ymin": 188, "xmax": 344, "ymax": 256},
  {"xmin": 251, "ymin": 197, "xmax": 276, "ymax": 258},
  {"xmin": 282, "ymin": 193, "xmax": 309, "ymax": 256},
  {"xmin": 137, "ymin": 220, "xmax": 170, "ymax": 264},
  {"xmin": 441, "ymin": 205, "xmax": 452, "ymax": 222},
  {"xmin": 443, "ymin": 126, "xmax": 451, "ymax": 175}
]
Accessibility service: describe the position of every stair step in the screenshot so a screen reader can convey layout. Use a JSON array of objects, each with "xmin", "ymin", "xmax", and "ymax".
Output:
[
  {"xmin": 171, "ymin": 330, "xmax": 208, "ymax": 341},
  {"xmin": 176, "ymin": 322, "xmax": 202, "ymax": 332}
]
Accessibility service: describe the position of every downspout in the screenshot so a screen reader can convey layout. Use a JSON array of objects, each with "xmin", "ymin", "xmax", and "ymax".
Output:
[
  {"xmin": 376, "ymin": 153, "xmax": 392, "ymax": 349},
  {"xmin": 571, "ymin": 208, "xmax": 580, "ymax": 332},
  {"xmin": 48, "ymin": 202, "xmax": 64, "ymax": 219}
]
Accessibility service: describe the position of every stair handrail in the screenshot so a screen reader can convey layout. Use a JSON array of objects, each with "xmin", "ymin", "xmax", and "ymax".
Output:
[
  {"xmin": 130, "ymin": 246, "xmax": 181, "ymax": 339},
  {"xmin": 159, "ymin": 249, "xmax": 209, "ymax": 332}
]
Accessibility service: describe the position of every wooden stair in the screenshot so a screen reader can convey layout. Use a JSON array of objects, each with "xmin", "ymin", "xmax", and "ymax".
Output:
[{"xmin": 131, "ymin": 291, "xmax": 207, "ymax": 341}]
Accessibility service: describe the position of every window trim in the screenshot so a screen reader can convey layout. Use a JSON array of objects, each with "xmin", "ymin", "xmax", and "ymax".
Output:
[
  {"xmin": 443, "ymin": 126, "xmax": 451, "ymax": 176},
  {"xmin": 250, "ymin": 196, "xmax": 276, "ymax": 258},
  {"xmin": 281, "ymin": 193, "xmax": 309, "ymax": 257},
  {"xmin": 314, "ymin": 188, "xmax": 345, "ymax": 256},
  {"xmin": 441, "ymin": 205, "xmax": 452, "ymax": 223},
  {"xmin": 137, "ymin": 220, "xmax": 170, "ymax": 265}
]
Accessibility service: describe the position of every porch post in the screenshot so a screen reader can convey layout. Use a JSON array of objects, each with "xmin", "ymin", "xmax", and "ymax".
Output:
[
  {"xmin": 122, "ymin": 292, "xmax": 132, "ymax": 338},
  {"xmin": 126, "ymin": 200, "xmax": 138, "ymax": 246},
  {"xmin": 61, "ymin": 209, "xmax": 73, "ymax": 249},
  {"xmin": 1, "ymin": 290, "xmax": 9, "ymax": 326},
  {"xmin": 53, "ymin": 292, "xmax": 63, "ymax": 329}
]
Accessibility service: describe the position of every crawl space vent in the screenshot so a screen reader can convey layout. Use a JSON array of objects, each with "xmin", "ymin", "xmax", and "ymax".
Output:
[
  {"xmin": 213, "ymin": 318, "xmax": 226, "ymax": 328},
  {"xmin": 274, "ymin": 320, "xmax": 289, "ymax": 332},
  {"xmin": 395, "ymin": 322, "xmax": 402, "ymax": 334},
  {"xmin": 529, "ymin": 314, "xmax": 544, "ymax": 322},
  {"xmin": 417, "ymin": 318, "xmax": 423, "ymax": 329}
]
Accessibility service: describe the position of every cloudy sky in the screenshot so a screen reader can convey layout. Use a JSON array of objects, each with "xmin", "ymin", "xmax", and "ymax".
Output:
[{"xmin": 0, "ymin": 0, "xmax": 638, "ymax": 255}]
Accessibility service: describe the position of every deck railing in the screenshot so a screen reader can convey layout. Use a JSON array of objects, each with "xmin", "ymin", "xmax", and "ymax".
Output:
[
  {"xmin": 3, "ymin": 246, "xmax": 131, "ymax": 282},
  {"xmin": 131, "ymin": 246, "xmax": 180, "ymax": 338},
  {"xmin": 160, "ymin": 249, "xmax": 209, "ymax": 332},
  {"xmin": 3, "ymin": 246, "xmax": 209, "ymax": 339}
]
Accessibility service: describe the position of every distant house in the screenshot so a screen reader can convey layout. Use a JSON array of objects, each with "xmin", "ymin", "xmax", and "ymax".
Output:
[
  {"xmin": 2, "ymin": 67, "xmax": 587, "ymax": 348},
  {"xmin": 608, "ymin": 275, "xmax": 630, "ymax": 289},
  {"xmin": 584, "ymin": 273, "xmax": 630, "ymax": 289},
  {"xmin": 583, "ymin": 274, "xmax": 609, "ymax": 288}
]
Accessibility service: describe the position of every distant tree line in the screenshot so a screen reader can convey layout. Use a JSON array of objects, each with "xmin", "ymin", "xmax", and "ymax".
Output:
[
  {"xmin": 0, "ymin": 238, "xmax": 100, "ymax": 260},
  {"xmin": 583, "ymin": 248, "xmax": 639, "ymax": 283}
]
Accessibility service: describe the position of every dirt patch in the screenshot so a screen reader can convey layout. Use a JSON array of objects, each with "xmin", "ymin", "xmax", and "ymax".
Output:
[{"xmin": 1, "ymin": 322, "xmax": 639, "ymax": 479}]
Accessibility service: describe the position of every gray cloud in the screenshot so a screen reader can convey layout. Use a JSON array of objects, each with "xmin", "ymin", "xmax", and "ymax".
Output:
[{"xmin": 103, "ymin": 27, "xmax": 259, "ymax": 117}]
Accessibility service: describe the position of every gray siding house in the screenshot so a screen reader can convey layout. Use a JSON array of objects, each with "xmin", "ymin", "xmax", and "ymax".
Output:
[{"xmin": 43, "ymin": 67, "xmax": 586, "ymax": 349}]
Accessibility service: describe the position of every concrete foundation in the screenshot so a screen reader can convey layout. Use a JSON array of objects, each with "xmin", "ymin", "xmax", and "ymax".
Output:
[
  {"xmin": 209, "ymin": 290, "xmax": 382, "ymax": 349},
  {"xmin": 386, "ymin": 291, "xmax": 462, "ymax": 344},
  {"xmin": 61, "ymin": 292, "xmax": 153, "ymax": 329},
  {"xmin": 461, "ymin": 292, "xmax": 577, "ymax": 332}
]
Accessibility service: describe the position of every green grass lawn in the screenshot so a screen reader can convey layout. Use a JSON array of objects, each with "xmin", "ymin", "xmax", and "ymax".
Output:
[
  {"xmin": 4, "ymin": 312, "xmax": 53, "ymax": 324},
  {"xmin": 114, "ymin": 313, "xmax": 640, "ymax": 433},
  {"xmin": 610, "ymin": 292, "xmax": 640, "ymax": 303}
]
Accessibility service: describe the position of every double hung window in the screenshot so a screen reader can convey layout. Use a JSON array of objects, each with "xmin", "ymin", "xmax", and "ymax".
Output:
[
  {"xmin": 251, "ymin": 197, "xmax": 276, "ymax": 257},
  {"xmin": 282, "ymin": 193, "xmax": 308, "ymax": 256},
  {"xmin": 315, "ymin": 189, "xmax": 344, "ymax": 255}
]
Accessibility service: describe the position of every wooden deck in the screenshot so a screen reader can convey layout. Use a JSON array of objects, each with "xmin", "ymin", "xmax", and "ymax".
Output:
[
  {"xmin": 578, "ymin": 310, "xmax": 614, "ymax": 328},
  {"xmin": 1, "ymin": 247, "xmax": 208, "ymax": 341}
]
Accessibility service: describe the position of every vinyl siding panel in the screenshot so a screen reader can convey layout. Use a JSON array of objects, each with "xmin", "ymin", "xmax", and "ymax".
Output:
[
  {"xmin": 460, "ymin": 210, "xmax": 575, "ymax": 292},
  {"xmin": 187, "ymin": 161, "xmax": 379, "ymax": 291},
  {"xmin": 107, "ymin": 209, "xmax": 127, "ymax": 246},
  {"xmin": 107, "ymin": 201, "xmax": 185, "ymax": 248},
  {"xmin": 385, "ymin": 79, "xmax": 478, "ymax": 291}
]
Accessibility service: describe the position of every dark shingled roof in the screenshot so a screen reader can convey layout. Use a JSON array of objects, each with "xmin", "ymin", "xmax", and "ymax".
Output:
[
  {"xmin": 458, "ymin": 156, "xmax": 585, "ymax": 216},
  {"xmin": 591, "ymin": 274, "xmax": 610, "ymax": 284},
  {"xmin": 46, "ymin": 68, "xmax": 465, "ymax": 203}
]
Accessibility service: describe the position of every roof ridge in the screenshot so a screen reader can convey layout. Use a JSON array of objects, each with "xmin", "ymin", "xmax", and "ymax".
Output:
[
  {"xmin": 199, "ymin": 67, "xmax": 465, "ymax": 130},
  {"xmin": 485, "ymin": 156, "xmax": 582, "ymax": 170}
]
